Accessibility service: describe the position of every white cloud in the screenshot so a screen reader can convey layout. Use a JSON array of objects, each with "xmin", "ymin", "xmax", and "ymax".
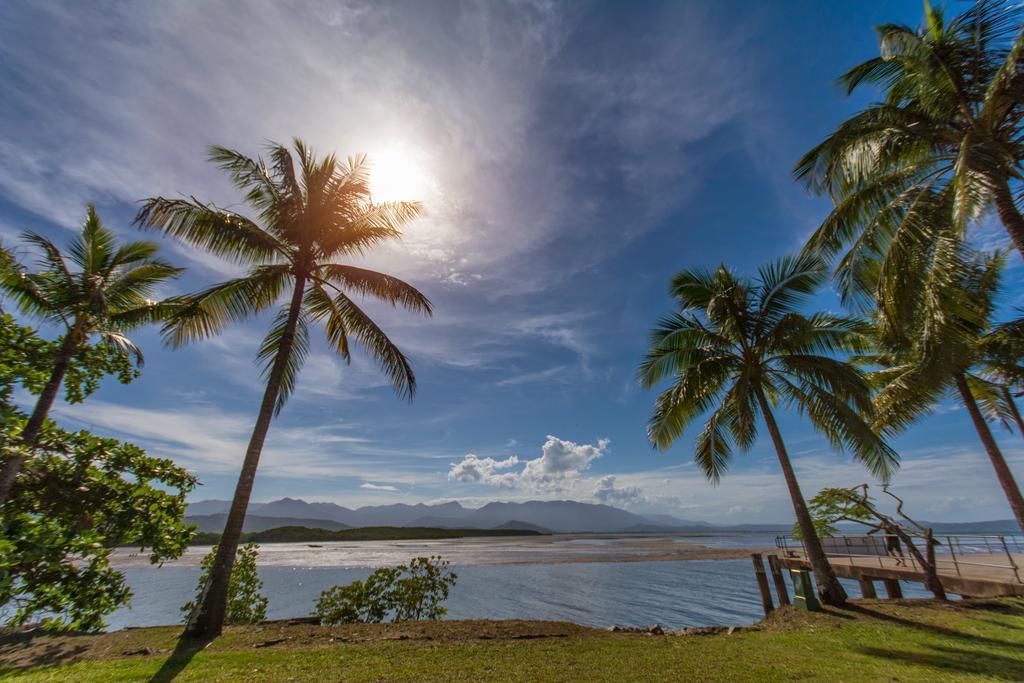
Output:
[
  {"xmin": 49, "ymin": 398, "xmax": 436, "ymax": 486},
  {"xmin": 448, "ymin": 454, "xmax": 521, "ymax": 489},
  {"xmin": 360, "ymin": 482, "xmax": 399, "ymax": 492},
  {"xmin": 0, "ymin": 1, "xmax": 755, "ymax": 419},
  {"xmin": 591, "ymin": 475, "xmax": 646, "ymax": 509},
  {"xmin": 0, "ymin": 1, "xmax": 747, "ymax": 297},
  {"xmin": 496, "ymin": 365, "xmax": 570, "ymax": 388},
  {"xmin": 448, "ymin": 435, "xmax": 608, "ymax": 494}
]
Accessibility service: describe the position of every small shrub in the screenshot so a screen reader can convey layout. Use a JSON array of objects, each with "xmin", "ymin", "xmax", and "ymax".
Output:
[
  {"xmin": 315, "ymin": 555, "xmax": 457, "ymax": 625},
  {"xmin": 181, "ymin": 542, "xmax": 268, "ymax": 625}
]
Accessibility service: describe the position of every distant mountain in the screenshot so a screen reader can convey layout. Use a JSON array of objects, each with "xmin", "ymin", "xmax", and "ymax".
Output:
[
  {"xmin": 250, "ymin": 498, "xmax": 356, "ymax": 522},
  {"xmin": 491, "ymin": 520, "xmax": 553, "ymax": 533},
  {"xmin": 913, "ymin": 519, "xmax": 1021, "ymax": 535},
  {"xmin": 471, "ymin": 500, "xmax": 649, "ymax": 532},
  {"xmin": 187, "ymin": 513, "xmax": 350, "ymax": 533},
  {"xmin": 185, "ymin": 499, "xmax": 234, "ymax": 516},
  {"xmin": 640, "ymin": 513, "xmax": 711, "ymax": 528},
  {"xmin": 406, "ymin": 516, "xmax": 472, "ymax": 529},
  {"xmin": 181, "ymin": 497, "xmax": 833, "ymax": 534},
  {"xmin": 187, "ymin": 498, "xmax": 673, "ymax": 532}
]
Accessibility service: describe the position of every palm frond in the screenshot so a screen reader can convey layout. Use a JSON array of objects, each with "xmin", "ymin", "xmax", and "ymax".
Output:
[
  {"xmin": 755, "ymin": 253, "xmax": 828, "ymax": 331},
  {"xmin": 161, "ymin": 266, "xmax": 290, "ymax": 347},
  {"xmin": 314, "ymin": 264, "xmax": 432, "ymax": 314},
  {"xmin": 257, "ymin": 306, "xmax": 311, "ymax": 415},
  {"xmin": 135, "ymin": 197, "xmax": 286, "ymax": 264},
  {"xmin": 318, "ymin": 290, "xmax": 417, "ymax": 400},
  {"xmin": 693, "ymin": 402, "xmax": 734, "ymax": 485}
]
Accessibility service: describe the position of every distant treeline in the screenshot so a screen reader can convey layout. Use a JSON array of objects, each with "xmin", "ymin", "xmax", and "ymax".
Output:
[{"xmin": 188, "ymin": 525, "xmax": 545, "ymax": 545}]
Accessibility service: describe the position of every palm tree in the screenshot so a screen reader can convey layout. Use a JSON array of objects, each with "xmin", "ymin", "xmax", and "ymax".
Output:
[
  {"xmin": 638, "ymin": 254, "xmax": 898, "ymax": 606},
  {"xmin": 866, "ymin": 251, "xmax": 1024, "ymax": 534},
  {"xmin": 136, "ymin": 140, "xmax": 432, "ymax": 638},
  {"xmin": 795, "ymin": 1, "xmax": 1024, "ymax": 267},
  {"xmin": 0, "ymin": 205, "xmax": 182, "ymax": 503}
]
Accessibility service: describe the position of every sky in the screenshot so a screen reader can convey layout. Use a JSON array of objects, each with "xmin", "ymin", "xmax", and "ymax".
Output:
[{"xmin": 1, "ymin": 0, "xmax": 1022, "ymax": 524}]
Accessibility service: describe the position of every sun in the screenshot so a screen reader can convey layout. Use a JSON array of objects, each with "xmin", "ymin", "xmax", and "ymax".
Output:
[{"xmin": 368, "ymin": 146, "xmax": 430, "ymax": 203}]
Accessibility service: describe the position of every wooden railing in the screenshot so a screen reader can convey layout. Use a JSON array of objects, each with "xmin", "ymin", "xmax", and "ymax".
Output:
[{"xmin": 774, "ymin": 534, "xmax": 1023, "ymax": 584}]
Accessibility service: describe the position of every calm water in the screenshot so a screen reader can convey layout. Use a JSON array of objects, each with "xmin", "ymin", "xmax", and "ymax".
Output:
[{"xmin": 105, "ymin": 533, "xmax": 936, "ymax": 631}]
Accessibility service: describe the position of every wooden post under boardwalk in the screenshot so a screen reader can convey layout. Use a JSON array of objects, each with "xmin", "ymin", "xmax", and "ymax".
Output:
[
  {"xmin": 751, "ymin": 553, "xmax": 774, "ymax": 615},
  {"xmin": 858, "ymin": 578, "xmax": 877, "ymax": 599},
  {"xmin": 790, "ymin": 568, "xmax": 822, "ymax": 611},
  {"xmin": 883, "ymin": 579, "xmax": 903, "ymax": 599},
  {"xmin": 767, "ymin": 555, "xmax": 790, "ymax": 606}
]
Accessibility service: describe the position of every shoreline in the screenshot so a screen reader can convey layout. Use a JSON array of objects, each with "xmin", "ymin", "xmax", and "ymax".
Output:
[{"xmin": 111, "ymin": 533, "xmax": 777, "ymax": 568}]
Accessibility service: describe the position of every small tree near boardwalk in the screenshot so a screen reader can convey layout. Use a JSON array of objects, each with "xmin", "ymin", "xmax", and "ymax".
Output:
[
  {"xmin": 315, "ymin": 556, "xmax": 457, "ymax": 625},
  {"xmin": 802, "ymin": 484, "xmax": 946, "ymax": 600},
  {"xmin": 183, "ymin": 543, "xmax": 267, "ymax": 626}
]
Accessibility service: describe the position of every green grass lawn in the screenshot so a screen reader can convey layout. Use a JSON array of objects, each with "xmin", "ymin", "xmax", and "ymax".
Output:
[{"xmin": 3, "ymin": 599, "xmax": 1023, "ymax": 681}]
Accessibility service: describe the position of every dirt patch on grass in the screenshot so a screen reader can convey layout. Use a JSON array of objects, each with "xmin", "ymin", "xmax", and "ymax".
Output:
[
  {"xmin": 4, "ymin": 599, "xmax": 1021, "ymax": 673},
  {"xmin": 754, "ymin": 597, "xmax": 1024, "ymax": 634},
  {"xmin": 0, "ymin": 619, "xmax": 603, "ymax": 670}
]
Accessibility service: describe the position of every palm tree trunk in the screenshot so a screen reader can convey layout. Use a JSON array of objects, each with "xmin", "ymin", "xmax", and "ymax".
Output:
[
  {"xmin": 184, "ymin": 274, "xmax": 307, "ymax": 639},
  {"xmin": 956, "ymin": 373, "xmax": 1024, "ymax": 535},
  {"xmin": 991, "ymin": 177, "xmax": 1024, "ymax": 260},
  {"xmin": 0, "ymin": 332, "xmax": 78, "ymax": 504},
  {"xmin": 756, "ymin": 389, "xmax": 847, "ymax": 606}
]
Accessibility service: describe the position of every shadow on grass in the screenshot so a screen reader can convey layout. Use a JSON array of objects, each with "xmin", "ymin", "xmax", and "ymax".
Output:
[
  {"xmin": 838, "ymin": 602, "xmax": 1024, "ymax": 649},
  {"xmin": 856, "ymin": 644, "xmax": 1024, "ymax": 681},
  {"xmin": 148, "ymin": 636, "xmax": 211, "ymax": 683},
  {"xmin": 0, "ymin": 635, "xmax": 88, "ymax": 672}
]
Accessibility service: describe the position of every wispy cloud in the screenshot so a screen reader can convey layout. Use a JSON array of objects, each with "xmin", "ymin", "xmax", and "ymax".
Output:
[
  {"xmin": 360, "ymin": 482, "xmax": 400, "ymax": 492},
  {"xmin": 495, "ymin": 365, "xmax": 570, "ymax": 387}
]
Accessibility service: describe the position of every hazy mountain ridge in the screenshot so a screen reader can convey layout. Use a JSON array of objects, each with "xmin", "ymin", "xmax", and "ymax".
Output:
[
  {"xmin": 187, "ymin": 497, "xmax": 761, "ymax": 533},
  {"xmin": 187, "ymin": 513, "xmax": 351, "ymax": 533},
  {"xmin": 186, "ymin": 497, "xmax": 1022, "ymax": 535}
]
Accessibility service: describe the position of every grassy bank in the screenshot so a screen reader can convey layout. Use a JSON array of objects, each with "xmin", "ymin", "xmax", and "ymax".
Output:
[
  {"xmin": 2, "ymin": 599, "xmax": 1023, "ymax": 681},
  {"xmin": 188, "ymin": 525, "xmax": 544, "ymax": 545}
]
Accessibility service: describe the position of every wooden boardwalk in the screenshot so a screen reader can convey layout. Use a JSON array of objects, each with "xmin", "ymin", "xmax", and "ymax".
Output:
[{"xmin": 775, "ymin": 549, "xmax": 1024, "ymax": 598}]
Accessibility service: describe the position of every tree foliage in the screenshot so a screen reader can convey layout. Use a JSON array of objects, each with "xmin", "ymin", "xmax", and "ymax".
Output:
[
  {"xmin": 137, "ymin": 139, "xmax": 433, "ymax": 637},
  {"xmin": 796, "ymin": 1, "xmax": 1024, "ymax": 272},
  {"xmin": 0, "ymin": 205, "xmax": 181, "ymax": 503},
  {"xmin": 862, "ymin": 250, "xmax": 1024, "ymax": 434},
  {"xmin": 1, "ymin": 204, "xmax": 182, "ymax": 366},
  {"xmin": 0, "ymin": 315, "xmax": 195, "ymax": 631},
  {"xmin": 637, "ymin": 253, "xmax": 897, "ymax": 482},
  {"xmin": 182, "ymin": 543, "xmax": 268, "ymax": 626},
  {"xmin": 0, "ymin": 313, "xmax": 137, "ymax": 407},
  {"xmin": 802, "ymin": 484, "xmax": 947, "ymax": 599},
  {"xmin": 315, "ymin": 556, "xmax": 457, "ymax": 625},
  {"xmin": 136, "ymin": 142, "xmax": 432, "ymax": 409}
]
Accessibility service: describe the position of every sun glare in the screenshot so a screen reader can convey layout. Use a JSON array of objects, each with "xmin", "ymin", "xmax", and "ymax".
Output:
[{"xmin": 368, "ymin": 147, "xmax": 430, "ymax": 203}]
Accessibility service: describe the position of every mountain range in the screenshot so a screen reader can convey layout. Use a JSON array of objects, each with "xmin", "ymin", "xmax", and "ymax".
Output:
[
  {"xmin": 185, "ymin": 497, "xmax": 1024, "ymax": 535},
  {"xmin": 185, "ymin": 497, "xmax": 783, "ymax": 534}
]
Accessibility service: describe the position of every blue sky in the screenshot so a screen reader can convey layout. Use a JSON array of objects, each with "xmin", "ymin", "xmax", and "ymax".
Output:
[{"xmin": 2, "ymin": 1, "xmax": 1022, "ymax": 523}]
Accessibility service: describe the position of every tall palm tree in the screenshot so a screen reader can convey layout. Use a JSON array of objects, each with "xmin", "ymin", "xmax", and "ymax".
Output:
[
  {"xmin": 795, "ymin": 1, "xmax": 1024, "ymax": 265},
  {"xmin": 0, "ymin": 205, "xmax": 182, "ymax": 503},
  {"xmin": 867, "ymin": 250, "xmax": 1024, "ymax": 534},
  {"xmin": 136, "ymin": 140, "xmax": 433, "ymax": 638},
  {"xmin": 638, "ymin": 254, "xmax": 898, "ymax": 607}
]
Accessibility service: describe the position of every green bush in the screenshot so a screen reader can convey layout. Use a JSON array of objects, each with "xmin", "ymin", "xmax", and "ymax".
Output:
[
  {"xmin": 315, "ymin": 556, "xmax": 457, "ymax": 625},
  {"xmin": 0, "ymin": 315, "xmax": 195, "ymax": 631},
  {"xmin": 182, "ymin": 542, "xmax": 268, "ymax": 625}
]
